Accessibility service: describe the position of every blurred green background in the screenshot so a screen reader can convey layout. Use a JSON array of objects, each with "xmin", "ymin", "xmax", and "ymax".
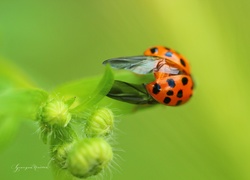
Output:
[{"xmin": 0, "ymin": 0, "xmax": 250, "ymax": 179}]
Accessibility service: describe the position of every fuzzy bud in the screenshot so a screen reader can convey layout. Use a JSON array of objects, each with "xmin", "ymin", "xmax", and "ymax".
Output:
[
  {"xmin": 41, "ymin": 99, "xmax": 71, "ymax": 127},
  {"xmin": 52, "ymin": 142, "xmax": 74, "ymax": 169},
  {"xmin": 67, "ymin": 138, "xmax": 113, "ymax": 178},
  {"xmin": 85, "ymin": 107, "xmax": 114, "ymax": 137}
]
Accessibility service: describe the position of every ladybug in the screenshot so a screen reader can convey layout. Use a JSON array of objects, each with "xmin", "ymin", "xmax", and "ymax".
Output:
[{"xmin": 103, "ymin": 46, "xmax": 194, "ymax": 106}]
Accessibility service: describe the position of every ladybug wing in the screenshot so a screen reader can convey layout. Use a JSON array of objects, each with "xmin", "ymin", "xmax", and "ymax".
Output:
[
  {"xmin": 103, "ymin": 56, "xmax": 157, "ymax": 74},
  {"xmin": 103, "ymin": 56, "xmax": 180, "ymax": 75},
  {"xmin": 156, "ymin": 63, "xmax": 180, "ymax": 75},
  {"xmin": 107, "ymin": 80, "xmax": 158, "ymax": 104}
]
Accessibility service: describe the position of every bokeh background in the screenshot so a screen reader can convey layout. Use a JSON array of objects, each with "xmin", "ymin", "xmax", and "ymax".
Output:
[{"xmin": 0, "ymin": 0, "xmax": 250, "ymax": 180}]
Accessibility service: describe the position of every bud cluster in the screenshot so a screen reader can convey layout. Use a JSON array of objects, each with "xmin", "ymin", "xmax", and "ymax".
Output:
[{"xmin": 38, "ymin": 97, "xmax": 115, "ymax": 179}]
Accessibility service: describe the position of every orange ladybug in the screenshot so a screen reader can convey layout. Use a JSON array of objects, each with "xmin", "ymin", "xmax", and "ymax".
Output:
[{"xmin": 103, "ymin": 46, "xmax": 194, "ymax": 106}]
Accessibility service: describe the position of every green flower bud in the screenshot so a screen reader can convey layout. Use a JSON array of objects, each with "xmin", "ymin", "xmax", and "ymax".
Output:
[
  {"xmin": 41, "ymin": 98, "xmax": 71, "ymax": 127},
  {"xmin": 67, "ymin": 138, "xmax": 113, "ymax": 178},
  {"xmin": 85, "ymin": 107, "xmax": 114, "ymax": 137},
  {"xmin": 52, "ymin": 142, "xmax": 75, "ymax": 169}
]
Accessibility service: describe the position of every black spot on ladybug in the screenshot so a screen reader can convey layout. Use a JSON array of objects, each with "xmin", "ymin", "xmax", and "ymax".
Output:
[
  {"xmin": 152, "ymin": 83, "xmax": 161, "ymax": 94},
  {"xmin": 150, "ymin": 47, "xmax": 158, "ymax": 54},
  {"xmin": 182, "ymin": 77, "xmax": 188, "ymax": 86},
  {"xmin": 164, "ymin": 47, "xmax": 170, "ymax": 50},
  {"xmin": 177, "ymin": 90, "xmax": 183, "ymax": 98},
  {"xmin": 167, "ymin": 79, "xmax": 176, "ymax": 88},
  {"xmin": 180, "ymin": 58, "xmax": 186, "ymax": 67},
  {"xmin": 166, "ymin": 90, "xmax": 174, "ymax": 96},
  {"xmin": 176, "ymin": 100, "xmax": 182, "ymax": 106},
  {"xmin": 163, "ymin": 97, "xmax": 171, "ymax": 104}
]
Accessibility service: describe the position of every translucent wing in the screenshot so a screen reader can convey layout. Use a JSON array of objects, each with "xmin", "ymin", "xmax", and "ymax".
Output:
[
  {"xmin": 103, "ymin": 56, "xmax": 157, "ymax": 74},
  {"xmin": 107, "ymin": 80, "xmax": 158, "ymax": 104},
  {"xmin": 103, "ymin": 56, "xmax": 179, "ymax": 75},
  {"xmin": 156, "ymin": 62, "xmax": 180, "ymax": 75}
]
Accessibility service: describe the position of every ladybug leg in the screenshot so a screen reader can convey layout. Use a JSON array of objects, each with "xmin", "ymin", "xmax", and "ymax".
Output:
[
  {"xmin": 154, "ymin": 60, "xmax": 165, "ymax": 71},
  {"xmin": 107, "ymin": 80, "xmax": 157, "ymax": 105}
]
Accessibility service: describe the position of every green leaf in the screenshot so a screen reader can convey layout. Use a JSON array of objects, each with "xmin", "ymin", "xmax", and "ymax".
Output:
[
  {"xmin": 64, "ymin": 97, "xmax": 76, "ymax": 108},
  {"xmin": 53, "ymin": 66, "xmax": 156, "ymax": 114},
  {"xmin": 52, "ymin": 73, "xmax": 106, "ymax": 100},
  {"xmin": 71, "ymin": 66, "xmax": 114, "ymax": 112}
]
